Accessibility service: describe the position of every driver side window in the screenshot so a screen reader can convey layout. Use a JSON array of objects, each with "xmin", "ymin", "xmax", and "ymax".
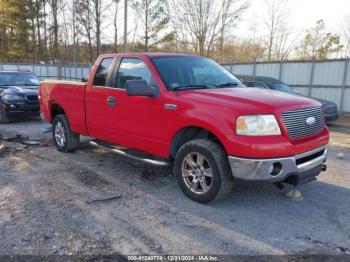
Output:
[
  {"xmin": 115, "ymin": 58, "xmax": 155, "ymax": 89},
  {"xmin": 93, "ymin": 58, "xmax": 113, "ymax": 87}
]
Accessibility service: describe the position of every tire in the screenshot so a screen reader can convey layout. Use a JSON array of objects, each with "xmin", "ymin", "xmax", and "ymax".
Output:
[
  {"xmin": 0, "ymin": 107, "xmax": 10, "ymax": 124},
  {"xmin": 174, "ymin": 139, "xmax": 234, "ymax": 204},
  {"xmin": 52, "ymin": 114, "xmax": 79, "ymax": 152}
]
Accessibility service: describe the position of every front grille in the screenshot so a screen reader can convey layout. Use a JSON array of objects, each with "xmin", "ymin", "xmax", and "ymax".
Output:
[
  {"xmin": 324, "ymin": 105, "xmax": 338, "ymax": 114},
  {"xmin": 26, "ymin": 95, "xmax": 38, "ymax": 102},
  {"xmin": 282, "ymin": 107, "xmax": 325, "ymax": 139}
]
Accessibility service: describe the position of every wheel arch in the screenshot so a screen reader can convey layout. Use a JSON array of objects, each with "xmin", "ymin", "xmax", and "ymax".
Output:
[
  {"xmin": 170, "ymin": 125, "xmax": 228, "ymax": 159},
  {"xmin": 50, "ymin": 102, "xmax": 66, "ymax": 122}
]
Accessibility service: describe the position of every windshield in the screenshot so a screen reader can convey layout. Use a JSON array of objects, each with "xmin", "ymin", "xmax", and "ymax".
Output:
[
  {"xmin": 270, "ymin": 83, "xmax": 295, "ymax": 94},
  {"xmin": 152, "ymin": 56, "xmax": 244, "ymax": 90},
  {"xmin": 0, "ymin": 72, "xmax": 40, "ymax": 87}
]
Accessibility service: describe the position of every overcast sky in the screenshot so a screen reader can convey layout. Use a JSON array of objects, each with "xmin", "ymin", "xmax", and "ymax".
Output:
[{"xmin": 237, "ymin": 0, "xmax": 350, "ymax": 38}]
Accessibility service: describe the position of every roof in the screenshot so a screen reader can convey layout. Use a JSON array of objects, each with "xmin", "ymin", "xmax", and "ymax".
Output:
[
  {"xmin": 99, "ymin": 52, "xmax": 198, "ymax": 59},
  {"xmin": 235, "ymin": 74, "xmax": 284, "ymax": 84}
]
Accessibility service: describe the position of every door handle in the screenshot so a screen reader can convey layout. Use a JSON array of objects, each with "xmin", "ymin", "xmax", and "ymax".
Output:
[{"xmin": 107, "ymin": 96, "xmax": 117, "ymax": 106}]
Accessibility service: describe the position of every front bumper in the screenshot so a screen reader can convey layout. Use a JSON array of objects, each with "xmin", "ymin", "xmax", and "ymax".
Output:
[
  {"xmin": 325, "ymin": 112, "xmax": 339, "ymax": 123},
  {"xmin": 2, "ymin": 102, "xmax": 40, "ymax": 117},
  {"xmin": 228, "ymin": 145, "xmax": 327, "ymax": 183}
]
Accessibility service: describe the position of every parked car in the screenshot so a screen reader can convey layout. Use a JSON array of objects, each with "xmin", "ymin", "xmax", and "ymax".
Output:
[
  {"xmin": 0, "ymin": 70, "xmax": 40, "ymax": 124},
  {"xmin": 236, "ymin": 75, "xmax": 340, "ymax": 123},
  {"xmin": 40, "ymin": 53, "xmax": 329, "ymax": 203}
]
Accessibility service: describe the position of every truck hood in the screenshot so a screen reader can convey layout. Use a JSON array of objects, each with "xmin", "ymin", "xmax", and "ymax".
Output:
[{"xmin": 181, "ymin": 87, "xmax": 321, "ymax": 113}]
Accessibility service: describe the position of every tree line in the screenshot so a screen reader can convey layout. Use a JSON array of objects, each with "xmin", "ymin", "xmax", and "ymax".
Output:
[{"xmin": 0, "ymin": 0, "xmax": 349, "ymax": 64}]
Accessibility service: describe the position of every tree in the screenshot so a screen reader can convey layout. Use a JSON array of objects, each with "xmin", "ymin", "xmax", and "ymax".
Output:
[
  {"xmin": 340, "ymin": 15, "xmax": 350, "ymax": 57},
  {"xmin": 131, "ymin": 0, "xmax": 174, "ymax": 51},
  {"xmin": 112, "ymin": 0, "xmax": 121, "ymax": 52},
  {"xmin": 91, "ymin": 0, "xmax": 102, "ymax": 56},
  {"xmin": 34, "ymin": 0, "xmax": 44, "ymax": 58},
  {"xmin": 76, "ymin": 0, "xmax": 94, "ymax": 62},
  {"xmin": 170, "ymin": 0, "xmax": 246, "ymax": 56},
  {"xmin": 264, "ymin": 0, "xmax": 293, "ymax": 61},
  {"xmin": 218, "ymin": 0, "xmax": 248, "ymax": 63},
  {"xmin": 48, "ymin": 0, "xmax": 60, "ymax": 60},
  {"xmin": 0, "ymin": 0, "xmax": 32, "ymax": 59},
  {"xmin": 297, "ymin": 20, "xmax": 343, "ymax": 60}
]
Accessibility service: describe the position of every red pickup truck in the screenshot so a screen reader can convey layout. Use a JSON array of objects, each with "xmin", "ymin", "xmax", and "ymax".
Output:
[{"xmin": 40, "ymin": 53, "xmax": 329, "ymax": 203}]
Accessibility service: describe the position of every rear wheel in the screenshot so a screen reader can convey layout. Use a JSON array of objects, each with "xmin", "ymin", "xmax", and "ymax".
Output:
[
  {"xmin": 0, "ymin": 107, "xmax": 10, "ymax": 124},
  {"xmin": 52, "ymin": 114, "xmax": 79, "ymax": 152},
  {"xmin": 174, "ymin": 139, "xmax": 234, "ymax": 203}
]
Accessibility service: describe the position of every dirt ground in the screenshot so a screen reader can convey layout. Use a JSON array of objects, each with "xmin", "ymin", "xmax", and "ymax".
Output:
[{"xmin": 0, "ymin": 117, "xmax": 350, "ymax": 257}]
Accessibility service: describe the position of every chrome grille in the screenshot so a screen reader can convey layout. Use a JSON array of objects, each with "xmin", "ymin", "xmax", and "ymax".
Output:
[
  {"xmin": 25, "ymin": 95, "xmax": 38, "ymax": 102},
  {"xmin": 25, "ymin": 95, "xmax": 39, "ymax": 105},
  {"xmin": 324, "ymin": 105, "xmax": 338, "ymax": 114},
  {"xmin": 282, "ymin": 107, "xmax": 325, "ymax": 139}
]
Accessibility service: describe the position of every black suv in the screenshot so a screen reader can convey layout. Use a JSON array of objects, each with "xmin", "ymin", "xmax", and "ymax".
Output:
[
  {"xmin": 236, "ymin": 75, "xmax": 340, "ymax": 123},
  {"xmin": 0, "ymin": 70, "xmax": 40, "ymax": 123}
]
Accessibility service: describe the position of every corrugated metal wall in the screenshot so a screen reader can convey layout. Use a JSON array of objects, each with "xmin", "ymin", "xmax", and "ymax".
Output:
[
  {"xmin": 223, "ymin": 59, "xmax": 350, "ymax": 113},
  {"xmin": 0, "ymin": 63, "xmax": 91, "ymax": 81}
]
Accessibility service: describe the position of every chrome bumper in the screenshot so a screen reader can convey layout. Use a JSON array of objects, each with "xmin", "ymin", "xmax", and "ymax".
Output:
[{"xmin": 228, "ymin": 145, "xmax": 328, "ymax": 182}]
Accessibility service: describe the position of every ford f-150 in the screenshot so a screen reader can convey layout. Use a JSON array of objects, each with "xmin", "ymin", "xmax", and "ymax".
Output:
[{"xmin": 40, "ymin": 53, "xmax": 329, "ymax": 203}]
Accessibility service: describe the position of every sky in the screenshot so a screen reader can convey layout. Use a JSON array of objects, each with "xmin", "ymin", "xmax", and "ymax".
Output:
[
  {"xmin": 237, "ymin": 0, "xmax": 350, "ymax": 38},
  {"xmin": 102, "ymin": 0, "xmax": 350, "ymax": 45}
]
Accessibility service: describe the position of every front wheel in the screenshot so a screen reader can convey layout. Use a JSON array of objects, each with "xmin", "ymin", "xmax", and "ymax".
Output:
[
  {"xmin": 52, "ymin": 114, "xmax": 79, "ymax": 152},
  {"xmin": 174, "ymin": 139, "xmax": 234, "ymax": 204}
]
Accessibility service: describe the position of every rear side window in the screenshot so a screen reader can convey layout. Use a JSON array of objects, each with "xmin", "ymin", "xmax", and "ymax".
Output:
[
  {"xmin": 93, "ymin": 58, "xmax": 113, "ymax": 86},
  {"xmin": 115, "ymin": 58, "xmax": 152, "ymax": 89}
]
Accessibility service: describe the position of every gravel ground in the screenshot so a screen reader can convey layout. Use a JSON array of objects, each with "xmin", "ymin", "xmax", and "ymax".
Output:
[{"xmin": 0, "ymin": 117, "xmax": 350, "ymax": 257}]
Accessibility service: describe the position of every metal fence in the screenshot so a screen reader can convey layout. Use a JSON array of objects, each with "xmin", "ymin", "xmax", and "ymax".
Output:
[
  {"xmin": 0, "ymin": 62, "xmax": 91, "ymax": 81},
  {"xmin": 223, "ymin": 58, "xmax": 350, "ymax": 113}
]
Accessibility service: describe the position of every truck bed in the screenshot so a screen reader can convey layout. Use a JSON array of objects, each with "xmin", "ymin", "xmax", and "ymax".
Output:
[{"xmin": 39, "ymin": 80, "xmax": 88, "ymax": 135}]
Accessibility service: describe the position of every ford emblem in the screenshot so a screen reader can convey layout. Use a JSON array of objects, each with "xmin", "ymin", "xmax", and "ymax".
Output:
[{"xmin": 306, "ymin": 117, "xmax": 316, "ymax": 126}]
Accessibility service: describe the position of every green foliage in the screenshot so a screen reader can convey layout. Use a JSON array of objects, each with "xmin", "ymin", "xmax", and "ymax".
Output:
[
  {"xmin": 131, "ymin": 0, "xmax": 175, "ymax": 51},
  {"xmin": 0, "ymin": 0, "xmax": 36, "ymax": 60},
  {"xmin": 297, "ymin": 20, "xmax": 343, "ymax": 60}
]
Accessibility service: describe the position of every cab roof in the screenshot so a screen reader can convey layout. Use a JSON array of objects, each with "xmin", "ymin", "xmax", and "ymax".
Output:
[{"xmin": 99, "ymin": 52, "xmax": 198, "ymax": 59}]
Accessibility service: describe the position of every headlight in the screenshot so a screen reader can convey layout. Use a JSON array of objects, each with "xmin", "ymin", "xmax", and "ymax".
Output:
[
  {"xmin": 236, "ymin": 115, "xmax": 281, "ymax": 136},
  {"xmin": 2, "ymin": 94, "xmax": 24, "ymax": 101}
]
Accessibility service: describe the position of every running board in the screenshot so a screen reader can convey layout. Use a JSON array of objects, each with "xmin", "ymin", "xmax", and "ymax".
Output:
[{"xmin": 89, "ymin": 140, "xmax": 170, "ymax": 167}]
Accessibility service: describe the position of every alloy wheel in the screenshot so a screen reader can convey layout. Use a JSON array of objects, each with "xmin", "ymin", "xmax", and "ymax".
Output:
[{"xmin": 181, "ymin": 152, "xmax": 213, "ymax": 194}]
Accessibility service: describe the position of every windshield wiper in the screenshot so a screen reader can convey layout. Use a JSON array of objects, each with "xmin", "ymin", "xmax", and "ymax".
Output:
[
  {"xmin": 172, "ymin": 84, "xmax": 214, "ymax": 91},
  {"xmin": 217, "ymin": 82, "xmax": 240, "ymax": 88}
]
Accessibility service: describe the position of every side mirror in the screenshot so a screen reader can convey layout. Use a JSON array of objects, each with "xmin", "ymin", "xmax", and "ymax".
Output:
[
  {"xmin": 125, "ymin": 80, "xmax": 157, "ymax": 97},
  {"xmin": 82, "ymin": 77, "xmax": 88, "ymax": 82}
]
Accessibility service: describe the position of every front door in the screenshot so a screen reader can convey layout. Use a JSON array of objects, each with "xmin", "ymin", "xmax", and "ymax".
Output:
[{"xmin": 110, "ymin": 57, "xmax": 168, "ymax": 156}]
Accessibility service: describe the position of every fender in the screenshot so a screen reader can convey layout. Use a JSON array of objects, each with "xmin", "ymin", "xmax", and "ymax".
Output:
[{"xmin": 169, "ymin": 118, "xmax": 233, "ymax": 155}]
